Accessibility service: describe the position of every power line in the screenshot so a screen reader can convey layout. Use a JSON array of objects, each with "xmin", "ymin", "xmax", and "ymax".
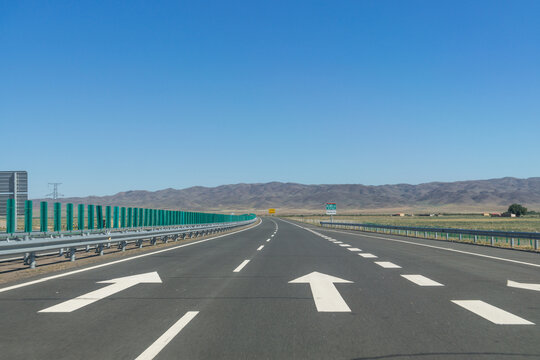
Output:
[{"xmin": 46, "ymin": 183, "xmax": 63, "ymax": 200}]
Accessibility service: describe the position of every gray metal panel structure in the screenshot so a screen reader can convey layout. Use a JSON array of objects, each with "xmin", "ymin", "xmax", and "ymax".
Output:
[{"xmin": 0, "ymin": 171, "xmax": 28, "ymax": 216}]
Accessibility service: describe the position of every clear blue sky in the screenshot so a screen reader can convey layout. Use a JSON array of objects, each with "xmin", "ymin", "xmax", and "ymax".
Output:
[{"xmin": 1, "ymin": 1, "xmax": 539, "ymax": 198}]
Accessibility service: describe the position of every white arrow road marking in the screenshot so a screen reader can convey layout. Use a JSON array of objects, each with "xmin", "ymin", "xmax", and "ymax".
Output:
[
  {"xmin": 39, "ymin": 272, "xmax": 162, "ymax": 313},
  {"xmin": 359, "ymin": 253, "xmax": 377, "ymax": 258},
  {"xmin": 233, "ymin": 260, "xmax": 250, "ymax": 273},
  {"xmin": 347, "ymin": 248, "xmax": 362, "ymax": 252},
  {"xmin": 507, "ymin": 280, "xmax": 540, "ymax": 292},
  {"xmin": 375, "ymin": 261, "xmax": 401, "ymax": 269},
  {"xmin": 401, "ymin": 274, "xmax": 444, "ymax": 286},
  {"xmin": 135, "ymin": 311, "xmax": 199, "ymax": 360},
  {"xmin": 452, "ymin": 300, "xmax": 534, "ymax": 325},
  {"xmin": 289, "ymin": 272, "xmax": 353, "ymax": 312},
  {"xmin": 257, "ymin": 245, "xmax": 264, "ymax": 251}
]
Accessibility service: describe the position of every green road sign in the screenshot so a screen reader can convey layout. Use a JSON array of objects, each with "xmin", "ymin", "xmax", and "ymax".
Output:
[{"xmin": 326, "ymin": 203, "xmax": 337, "ymax": 215}]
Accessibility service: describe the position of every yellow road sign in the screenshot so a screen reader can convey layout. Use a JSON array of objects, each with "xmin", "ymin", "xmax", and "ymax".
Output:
[{"xmin": 268, "ymin": 208, "xmax": 276, "ymax": 214}]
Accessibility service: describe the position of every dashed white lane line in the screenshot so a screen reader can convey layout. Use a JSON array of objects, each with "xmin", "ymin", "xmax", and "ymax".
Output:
[
  {"xmin": 334, "ymin": 241, "xmax": 343, "ymax": 244},
  {"xmin": 451, "ymin": 300, "xmax": 534, "ymax": 325},
  {"xmin": 266, "ymin": 239, "xmax": 271, "ymax": 242},
  {"xmin": 233, "ymin": 260, "xmax": 250, "ymax": 273},
  {"xmin": 321, "ymin": 228, "xmax": 540, "ymax": 269},
  {"xmin": 507, "ymin": 280, "xmax": 540, "ymax": 292},
  {"xmin": 339, "ymin": 244, "xmax": 351, "ymax": 247},
  {"xmin": 359, "ymin": 253, "xmax": 377, "ymax": 258},
  {"xmin": 401, "ymin": 274, "xmax": 444, "ymax": 287},
  {"xmin": 257, "ymin": 245, "xmax": 264, "ymax": 251},
  {"xmin": 347, "ymin": 248, "xmax": 362, "ymax": 252},
  {"xmin": 375, "ymin": 261, "xmax": 401, "ymax": 269},
  {"xmin": 135, "ymin": 311, "xmax": 199, "ymax": 360}
]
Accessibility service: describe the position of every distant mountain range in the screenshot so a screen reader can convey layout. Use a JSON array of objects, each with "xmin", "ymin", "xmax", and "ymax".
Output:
[{"xmin": 33, "ymin": 177, "xmax": 540, "ymax": 214}]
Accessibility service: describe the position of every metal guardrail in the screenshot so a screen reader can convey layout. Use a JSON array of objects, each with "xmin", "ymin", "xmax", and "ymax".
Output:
[
  {"xmin": 0, "ymin": 219, "xmax": 257, "ymax": 269},
  {"xmin": 320, "ymin": 221, "xmax": 540, "ymax": 251}
]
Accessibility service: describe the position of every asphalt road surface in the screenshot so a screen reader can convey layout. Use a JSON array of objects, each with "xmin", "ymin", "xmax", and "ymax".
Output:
[{"xmin": 1, "ymin": 217, "xmax": 540, "ymax": 359}]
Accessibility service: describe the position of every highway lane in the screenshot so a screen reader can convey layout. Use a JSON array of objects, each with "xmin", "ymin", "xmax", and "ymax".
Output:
[{"xmin": 1, "ymin": 217, "xmax": 540, "ymax": 359}]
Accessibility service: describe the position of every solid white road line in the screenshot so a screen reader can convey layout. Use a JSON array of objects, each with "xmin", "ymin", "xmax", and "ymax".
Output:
[
  {"xmin": 375, "ymin": 261, "xmax": 401, "ymax": 269},
  {"xmin": 359, "ymin": 253, "xmax": 377, "ymax": 258},
  {"xmin": 451, "ymin": 300, "xmax": 534, "ymax": 325},
  {"xmin": 322, "ymin": 228, "xmax": 540, "ymax": 269},
  {"xmin": 135, "ymin": 311, "xmax": 199, "ymax": 360},
  {"xmin": 257, "ymin": 245, "xmax": 264, "ymax": 251},
  {"xmin": 507, "ymin": 280, "xmax": 540, "ymax": 292},
  {"xmin": 233, "ymin": 260, "xmax": 250, "ymax": 273},
  {"xmin": 0, "ymin": 219, "xmax": 262, "ymax": 294},
  {"xmin": 339, "ymin": 244, "xmax": 351, "ymax": 247},
  {"xmin": 347, "ymin": 248, "xmax": 362, "ymax": 252},
  {"xmin": 401, "ymin": 274, "xmax": 444, "ymax": 287}
]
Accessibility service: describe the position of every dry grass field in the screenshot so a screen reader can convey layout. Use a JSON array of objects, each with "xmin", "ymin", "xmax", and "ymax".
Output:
[{"xmin": 286, "ymin": 214, "xmax": 540, "ymax": 232}]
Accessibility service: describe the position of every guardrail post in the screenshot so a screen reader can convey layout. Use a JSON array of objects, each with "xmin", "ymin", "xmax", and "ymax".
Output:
[
  {"xmin": 54, "ymin": 202, "xmax": 62, "ymax": 232},
  {"xmin": 474, "ymin": 235, "xmax": 477, "ymax": 244},
  {"xmin": 491, "ymin": 236, "xmax": 495, "ymax": 246},
  {"xmin": 511, "ymin": 238, "xmax": 515, "ymax": 248},
  {"xmin": 68, "ymin": 248, "xmax": 76, "ymax": 261},
  {"xmin": 28, "ymin": 252, "xmax": 36, "ymax": 269},
  {"xmin": 24, "ymin": 200, "xmax": 33, "ymax": 233},
  {"xmin": 40, "ymin": 201, "xmax": 48, "ymax": 232},
  {"xmin": 78, "ymin": 204, "xmax": 84, "ymax": 230},
  {"xmin": 535, "ymin": 239, "xmax": 539, "ymax": 251},
  {"xmin": 66, "ymin": 203, "xmax": 73, "ymax": 231}
]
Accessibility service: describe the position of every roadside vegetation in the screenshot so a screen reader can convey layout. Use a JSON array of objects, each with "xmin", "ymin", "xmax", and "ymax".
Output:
[{"xmin": 285, "ymin": 212, "xmax": 540, "ymax": 233}]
